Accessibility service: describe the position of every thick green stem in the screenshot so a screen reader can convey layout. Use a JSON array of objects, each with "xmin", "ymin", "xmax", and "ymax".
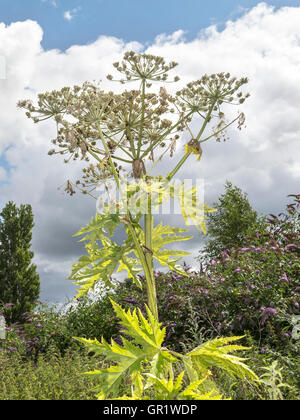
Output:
[
  {"xmin": 166, "ymin": 152, "xmax": 191, "ymax": 181},
  {"xmin": 144, "ymin": 187, "xmax": 158, "ymax": 320},
  {"xmin": 136, "ymin": 78, "xmax": 158, "ymax": 318},
  {"xmin": 128, "ymin": 220, "xmax": 158, "ymax": 320},
  {"xmin": 95, "ymin": 122, "xmax": 159, "ymax": 320}
]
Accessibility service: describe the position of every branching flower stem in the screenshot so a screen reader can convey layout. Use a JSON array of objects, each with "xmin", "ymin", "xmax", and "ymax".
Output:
[
  {"xmin": 102, "ymin": 131, "xmax": 134, "ymax": 159},
  {"xmin": 198, "ymin": 113, "xmax": 241, "ymax": 145},
  {"xmin": 137, "ymin": 78, "xmax": 146, "ymax": 159},
  {"xmin": 166, "ymin": 101, "xmax": 216, "ymax": 181},
  {"xmin": 89, "ymin": 147, "xmax": 132, "ymax": 164},
  {"xmin": 140, "ymin": 110, "xmax": 194, "ymax": 160},
  {"xmin": 96, "ymin": 122, "xmax": 159, "ymax": 320}
]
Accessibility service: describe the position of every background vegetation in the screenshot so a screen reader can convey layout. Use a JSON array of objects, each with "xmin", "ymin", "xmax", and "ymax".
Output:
[
  {"xmin": 0, "ymin": 202, "xmax": 40, "ymax": 324},
  {"xmin": 0, "ymin": 185, "xmax": 299, "ymax": 400}
]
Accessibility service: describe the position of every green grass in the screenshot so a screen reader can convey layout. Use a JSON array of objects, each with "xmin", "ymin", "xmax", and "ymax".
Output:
[
  {"xmin": 0, "ymin": 350, "xmax": 103, "ymax": 400},
  {"xmin": 1, "ymin": 343, "xmax": 299, "ymax": 400}
]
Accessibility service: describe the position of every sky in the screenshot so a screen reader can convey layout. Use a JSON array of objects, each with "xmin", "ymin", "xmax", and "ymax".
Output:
[
  {"xmin": 1, "ymin": 0, "xmax": 298, "ymax": 51},
  {"xmin": 0, "ymin": 1, "xmax": 300, "ymax": 305}
]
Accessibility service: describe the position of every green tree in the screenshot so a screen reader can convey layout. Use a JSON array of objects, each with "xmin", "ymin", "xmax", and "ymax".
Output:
[
  {"xmin": 0, "ymin": 201, "xmax": 40, "ymax": 324},
  {"xmin": 199, "ymin": 181, "xmax": 265, "ymax": 261}
]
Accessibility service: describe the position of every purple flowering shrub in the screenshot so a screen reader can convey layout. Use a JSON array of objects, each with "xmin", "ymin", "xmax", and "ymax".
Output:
[
  {"xmin": 114, "ymin": 252, "xmax": 298, "ymax": 352},
  {"xmin": 2, "ymin": 196, "xmax": 297, "ymax": 361},
  {"xmin": 0, "ymin": 303, "xmax": 80, "ymax": 361},
  {"xmin": 198, "ymin": 244, "xmax": 299, "ymax": 344},
  {"xmin": 202, "ymin": 194, "xmax": 300, "ymax": 341},
  {"xmin": 111, "ymin": 195, "xmax": 299, "ymax": 352},
  {"xmin": 0, "ymin": 297, "xmax": 123, "ymax": 360}
]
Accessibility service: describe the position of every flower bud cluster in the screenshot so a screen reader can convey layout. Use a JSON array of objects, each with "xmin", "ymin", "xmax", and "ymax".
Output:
[
  {"xmin": 18, "ymin": 53, "xmax": 250, "ymax": 194},
  {"xmin": 107, "ymin": 51, "xmax": 179, "ymax": 83},
  {"xmin": 176, "ymin": 73, "xmax": 249, "ymax": 114}
]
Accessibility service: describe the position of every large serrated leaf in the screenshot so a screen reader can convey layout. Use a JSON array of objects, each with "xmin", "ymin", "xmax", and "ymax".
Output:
[
  {"xmin": 187, "ymin": 336, "xmax": 259, "ymax": 383},
  {"xmin": 70, "ymin": 214, "xmax": 143, "ymax": 297},
  {"xmin": 74, "ymin": 300, "xmax": 168, "ymax": 399},
  {"xmin": 133, "ymin": 222, "xmax": 193, "ymax": 275}
]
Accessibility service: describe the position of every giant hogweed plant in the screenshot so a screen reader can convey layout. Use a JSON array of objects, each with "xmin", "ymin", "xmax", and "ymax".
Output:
[{"xmin": 19, "ymin": 52, "xmax": 259, "ymax": 399}]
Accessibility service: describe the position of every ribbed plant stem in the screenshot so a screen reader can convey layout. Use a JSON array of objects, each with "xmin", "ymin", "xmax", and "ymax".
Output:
[
  {"xmin": 95, "ymin": 123, "xmax": 158, "ymax": 319},
  {"xmin": 144, "ymin": 190, "xmax": 158, "ymax": 320}
]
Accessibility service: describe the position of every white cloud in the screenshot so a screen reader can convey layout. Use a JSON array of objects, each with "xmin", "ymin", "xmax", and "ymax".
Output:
[
  {"xmin": 63, "ymin": 11, "xmax": 72, "ymax": 21},
  {"xmin": 0, "ymin": 55, "xmax": 5, "ymax": 79},
  {"xmin": 0, "ymin": 167, "xmax": 7, "ymax": 182},
  {"xmin": 41, "ymin": 0, "xmax": 57, "ymax": 7},
  {"xmin": 63, "ymin": 7, "xmax": 81, "ymax": 21},
  {"xmin": 0, "ymin": 3, "xmax": 300, "ymax": 302}
]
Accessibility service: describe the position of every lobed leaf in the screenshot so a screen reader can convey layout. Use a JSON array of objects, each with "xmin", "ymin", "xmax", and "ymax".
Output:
[
  {"xmin": 187, "ymin": 336, "xmax": 259, "ymax": 383},
  {"xmin": 75, "ymin": 300, "xmax": 171, "ymax": 399}
]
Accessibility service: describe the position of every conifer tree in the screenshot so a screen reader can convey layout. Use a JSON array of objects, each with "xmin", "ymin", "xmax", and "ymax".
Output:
[
  {"xmin": 0, "ymin": 201, "xmax": 40, "ymax": 323},
  {"xmin": 199, "ymin": 181, "xmax": 265, "ymax": 261}
]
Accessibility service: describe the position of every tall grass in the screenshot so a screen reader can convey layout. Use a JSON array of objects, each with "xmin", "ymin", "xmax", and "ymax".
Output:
[{"xmin": 0, "ymin": 350, "xmax": 102, "ymax": 400}]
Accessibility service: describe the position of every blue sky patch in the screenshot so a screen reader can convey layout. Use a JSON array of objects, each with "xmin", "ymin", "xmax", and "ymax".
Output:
[{"xmin": 1, "ymin": 0, "xmax": 299, "ymax": 51}]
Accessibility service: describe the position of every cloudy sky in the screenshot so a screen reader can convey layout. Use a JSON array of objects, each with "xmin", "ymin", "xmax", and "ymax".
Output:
[{"xmin": 0, "ymin": 1, "xmax": 299, "ymax": 304}]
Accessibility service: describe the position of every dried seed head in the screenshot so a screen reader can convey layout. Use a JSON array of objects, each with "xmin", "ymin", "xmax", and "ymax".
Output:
[
  {"xmin": 170, "ymin": 138, "xmax": 177, "ymax": 158},
  {"xmin": 65, "ymin": 180, "xmax": 76, "ymax": 196},
  {"xmin": 176, "ymin": 73, "xmax": 249, "ymax": 115},
  {"xmin": 19, "ymin": 53, "xmax": 249, "ymax": 195},
  {"xmin": 132, "ymin": 159, "xmax": 146, "ymax": 179},
  {"xmin": 237, "ymin": 112, "xmax": 246, "ymax": 130},
  {"xmin": 110, "ymin": 51, "xmax": 179, "ymax": 83}
]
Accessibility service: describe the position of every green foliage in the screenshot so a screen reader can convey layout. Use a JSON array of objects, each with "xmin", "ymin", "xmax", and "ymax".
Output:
[
  {"xmin": 69, "ymin": 210, "xmax": 143, "ymax": 297},
  {"xmin": 64, "ymin": 294, "xmax": 120, "ymax": 343},
  {"xmin": 74, "ymin": 299, "xmax": 174, "ymax": 399},
  {"xmin": 1, "ymin": 295, "xmax": 298, "ymax": 400},
  {"xmin": 0, "ymin": 201, "xmax": 40, "ymax": 324},
  {"xmin": 175, "ymin": 183, "xmax": 216, "ymax": 234},
  {"xmin": 0, "ymin": 350, "xmax": 100, "ymax": 400},
  {"xmin": 141, "ymin": 222, "xmax": 192, "ymax": 274},
  {"xmin": 76, "ymin": 299, "xmax": 259, "ymax": 400},
  {"xmin": 0, "ymin": 303, "xmax": 82, "ymax": 361},
  {"xmin": 187, "ymin": 335, "xmax": 257, "ymax": 382},
  {"xmin": 69, "ymin": 214, "xmax": 195, "ymax": 298},
  {"xmin": 69, "ymin": 175, "xmax": 217, "ymax": 299},
  {"xmin": 199, "ymin": 181, "xmax": 264, "ymax": 260},
  {"xmin": 260, "ymin": 361, "xmax": 293, "ymax": 400}
]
